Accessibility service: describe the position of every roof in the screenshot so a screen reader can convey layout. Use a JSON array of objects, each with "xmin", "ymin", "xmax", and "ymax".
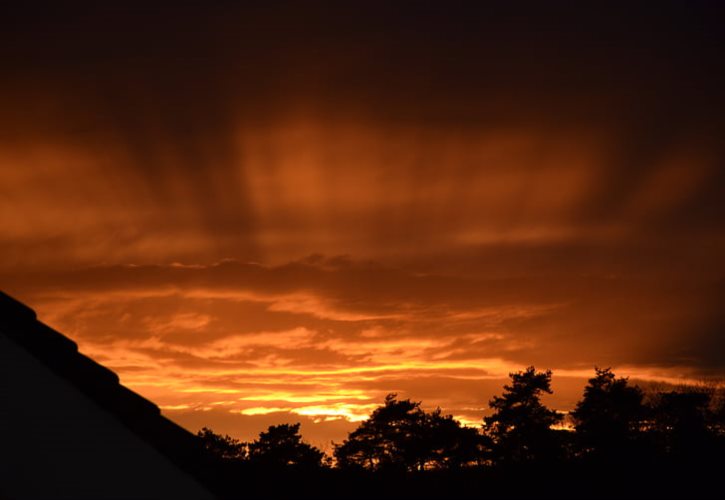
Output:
[{"xmin": 0, "ymin": 290, "xmax": 215, "ymax": 496}]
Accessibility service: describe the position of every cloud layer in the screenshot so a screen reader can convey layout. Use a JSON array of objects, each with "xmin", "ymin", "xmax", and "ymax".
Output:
[
  {"xmin": 1, "ymin": 2, "xmax": 723, "ymax": 442},
  {"xmin": 4, "ymin": 256, "xmax": 722, "ymax": 443}
]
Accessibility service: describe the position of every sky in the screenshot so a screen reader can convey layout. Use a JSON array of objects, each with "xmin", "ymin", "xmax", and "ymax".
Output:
[{"xmin": 1, "ymin": 1, "xmax": 724, "ymax": 447}]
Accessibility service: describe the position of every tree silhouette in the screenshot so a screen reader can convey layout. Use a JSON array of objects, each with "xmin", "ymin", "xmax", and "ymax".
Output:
[
  {"xmin": 424, "ymin": 408, "xmax": 488, "ymax": 469},
  {"xmin": 334, "ymin": 394, "xmax": 426, "ymax": 471},
  {"xmin": 247, "ymin": 423, "xmax": 326, "ymax": 468},
  {"xmin": 571, "ymin": 367, "xmax": 645, "ymax": 457},
  {"xmin": 650, "ymin": 389, "xmax": 714, "ymax": 458},
  {"xmin": 483, "ymin": 367, "xmax": 562, "ymax": 463},
  {"xmin": 188, "ymin": 375, "xmax": 724, "ymax": 500},
  {"xmin": 335, "ymin": 394, "xmax": 487, "ymax": 471},
  {"xmin": 197, "ymin": 427, "xmax": 246, "ymax": 460}
]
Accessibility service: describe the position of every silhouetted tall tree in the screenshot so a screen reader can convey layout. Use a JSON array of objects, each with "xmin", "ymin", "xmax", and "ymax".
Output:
[
  {"xmin": 334, "ymin": 394, "xmax": 486, "ymax": 471},
  {"xmin": 334, "ymin": 394, "xmax": 427, "ymax": 471},
  {"xmin": 483, "ymin": 367, "xmax": 562, "ymax": 463},
  {"xmin": 423, "ymin": 408, "xmax": 488, "ymax": 469},
  {"xmin": 650, "ymin": 389, "xmax": 714, "ymax": 459},
  {"xmin": 197, "ymin": 427, "xmax": 246, "ymax": 460},
  {"xmin": 571, "ymin": 367, "xmax": 645, "ymax": 457},
  {"xmin": 247, "ymin": 423, "xmax": 326, "ymax": 468}
]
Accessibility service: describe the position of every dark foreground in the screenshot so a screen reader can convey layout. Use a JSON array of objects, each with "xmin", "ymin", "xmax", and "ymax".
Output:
[{"xmin": 197, "ymin": 453, "xmax": 724, "ymax": 500}]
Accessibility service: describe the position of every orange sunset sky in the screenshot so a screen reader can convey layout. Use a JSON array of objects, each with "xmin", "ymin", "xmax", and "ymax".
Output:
[{"xmin": 1, "ymin": 2, "xmax": 724, "ymax": 447}]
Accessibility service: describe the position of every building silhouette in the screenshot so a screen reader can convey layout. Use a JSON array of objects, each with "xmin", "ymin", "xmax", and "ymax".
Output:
[{"xmin": 0, "ymin": 291, "xmax": 216, "ymax": 499}]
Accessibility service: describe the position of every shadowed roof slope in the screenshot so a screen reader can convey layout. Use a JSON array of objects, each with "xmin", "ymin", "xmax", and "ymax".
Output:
[{"xmin": 0, "ymin": 290, "xmax": 217, "ymax": 499}]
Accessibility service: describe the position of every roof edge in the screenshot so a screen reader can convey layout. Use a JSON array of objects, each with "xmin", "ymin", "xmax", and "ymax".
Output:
[
  {"xmin": 0, "ymin": 291, "xmax": 37, "ymax": 322},
  {"xmin": 0, "ymin": 290, "xmax": 216, "ymax": 496}
]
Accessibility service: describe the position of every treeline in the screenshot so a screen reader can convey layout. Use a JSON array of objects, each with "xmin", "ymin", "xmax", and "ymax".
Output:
[{"xmin": 195, "ymin": 367, "xmax": 725, "ymax": 499}]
